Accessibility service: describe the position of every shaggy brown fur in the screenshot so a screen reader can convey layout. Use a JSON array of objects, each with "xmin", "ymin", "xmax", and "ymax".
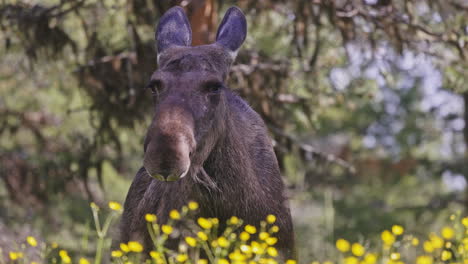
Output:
[{"xmin": 121, "ymin": 6, "xmax": 295, "ymax": 259}]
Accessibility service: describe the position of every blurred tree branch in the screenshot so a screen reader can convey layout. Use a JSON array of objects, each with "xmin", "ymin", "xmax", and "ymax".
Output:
[{"xmin": 0, "ymin": 0, "xmax": 467, "ymax": 205}]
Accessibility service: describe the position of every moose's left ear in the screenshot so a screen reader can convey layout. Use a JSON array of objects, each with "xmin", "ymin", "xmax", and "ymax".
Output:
[
  {"xmin": 156, "ymin": 6, "xmax": 192, "ymax": 56},
  {"xmin": 215, "ymin": 7, "xmax": 247, "ymax": 60}
]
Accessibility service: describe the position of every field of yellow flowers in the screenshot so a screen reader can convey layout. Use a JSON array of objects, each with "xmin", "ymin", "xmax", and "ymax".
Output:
[{"xmin": 3, "ymin": 201, "xmax": 468, "ymax": 264}]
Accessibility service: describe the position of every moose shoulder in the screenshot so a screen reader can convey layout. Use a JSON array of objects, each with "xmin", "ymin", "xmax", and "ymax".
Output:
[{"xmin": 120, "ymin": 6, "xmax": 295, "ymax": 259}]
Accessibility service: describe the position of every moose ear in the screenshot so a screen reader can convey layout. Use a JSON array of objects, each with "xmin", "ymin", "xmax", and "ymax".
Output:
[
  {"xmin": 156, "ymin": 6, "xmax": 192, "ymax": 55},
  {"xmin": 215, "ymin": 7, "xmax": 247, "ymax": 60}
]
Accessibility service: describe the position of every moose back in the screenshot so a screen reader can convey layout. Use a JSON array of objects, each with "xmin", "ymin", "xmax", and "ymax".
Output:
[{"xmin": 120, "ymin": 6, "xmax": 295, "ymax": 258}]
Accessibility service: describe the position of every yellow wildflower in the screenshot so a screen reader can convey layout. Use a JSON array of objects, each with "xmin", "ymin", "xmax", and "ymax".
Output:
[
  {"xmin": 229, "ymin": 249, "xmax": 246, "ymax": 261},
  {"xmin": 390, "ymin": 252, "xmax": 400, "ymax": 260},
  {"xmin": 458, "ymin": 244, "xmax": 464, "ymax": 254},
  {"xmin": 161, "ymin": 225, "xmax": 173, "ymax": 235},
  {"xmin": 188, "ymin": 201, "xmax": 199, "ymax": 210},
  {"xmin": 463, "ymin": 240, "xmax": 468, "ymax": 253},
  {"xmin": 423, "ymin": 241, "xmax": 434, "ymax": 253},
  {"xmin": 185, "ymin": 236, "xmax": 197, "ymax": 247},
  {"xmin": 108, "ymin": 201, "xmax": 122, "ymax": 211},
  {"xmin": 381, "ymin": 230, "xmax": 395, "ymax": 246},
  {"xmin": 59, "ymin": 250, "xmax": 71, "ymax": 264},
  {"xmin": 267, "ymin": 247, "xmax": 278, "ymax": 257},
  {"xmin": 412, "ymin": 238, "xmax": 419, "ymax": 246},
  {"xmin": 26, "ymin": 236, "xmax": 38, "ymax": 247},
  {"xmin": 212, "ymin": 240, "xmax": 220, "ymax": 248},
  {"xmin": 266, "ymin": 237, "xmax": 278, "ymax": 245},
  {"xmin": 266, "ymin": 214, "xmax": 276, "ymax": 224},
  {"xmin": 441, "ymin": 250, "xmax": 452, "ymax": 261},
  {"xmin": 111, "ymin": 250, "xmax": 123, "ymax": 257},
  {"xmin": 429, "ymin": 234, "xmax": 443, "ymax": 248},
  {"xmin": 145, "ymin": 214, "xmax": 157, "ymax": 222},
  {"xmin": 336, "ymin": 239, "xmax": 350, "ymax": 252},
  {"xmin": 259, "ymin": 232, "xmax": 269, "ymax": 240},
  {"xmin": 128, "ymin": 241, "xmax": 143, "ymax": 252},
  {"xmin": 198, "ymin": 217, "xmax": 213, "ymax": 229},
  {"xmin": 245, "ymin": 225, "xmax": 257, "ymax": 234},
  {"xmin": 344, "ymin": 256, "xmax": 358, "ymax": 264},
  {"xmin": 416, "ymin": 256, "xmax": 433, "ymax": 264},
  {"xmin": 197, "ymin": 231, "xmax": 208, "ymax": 241},
  {"xmin": 51, "ymin": 242, "xmax": 58, "ymax": 248},
  {"xmin": 218, "ymin": 236, "xmax": 230, "ymax": 248},
  {"xmin": 120, "ymin": 243, "xmax": 130, "ymax": 252},
  {"xmin": 392, "ymin": 225, "xmax": 404, "ymax": 235},
  {"xmin": 264, "ymin": 258, "xmax": 279, "ymax": 264},
  {"xmin": 363, "ymin": 253, "xmax": 377, "ymax": 264},
  {"xmin": 285, "ymin": 260, "xmax": 297, "ymax": 264},
  {"xmin": 240, "ymin": 244, "xmax": 252, "ymax": 254},
  {"xmin": 90, "ymin": 202, "xmax": 99, "ymax": 210},
  {"xmin": 170, "ymin": 209, "xmax": 181, "ymax": 220},
  {"xmin": 211, "ymin": 218, "xmax": 219, "ymax": 226},
  {"xmin": 270, "ymin": 225, "xmax": 279, "ymax": 233},
  {"xmin": 240, "ymin": 231, "xmax": 250, "ymax": 241},
  {"xmin": 150, "ymin": 251, "xmax": 160, "ymax": 259},
  {"xmin": 9, "ymin": 252, "xmax": 22, "ymax": 260},
  {"xmin": 462, "ymin": 217, "xmax": 468, "ymax": 227},
  {"xmin": 197, "ymin": 259, "xmax": 208, "ymax": 264},
  {"xmin": 441, "ymin": 226, "xmax": 454, "ymax": 240},
  {"xmin": 351, "ymin": 243, "xmax": 365, "ymax": 256},
  {"xmin": 176, "ymin": 254, "xmax": 188, "ymax": 262},
  {"xmin": 79, "ymin": 258, "xmax": 90, "ymax": 264},
  {"xmin": 218, "ymin": 259, "xmax": 229, "ymax": 264},
  {"xmin": 229, "ymin": 216, "xmax": 240, "ymax": 225},
  {"xmin": 251, "ymin": 241, "xmax": 265, "ymax": 254}
]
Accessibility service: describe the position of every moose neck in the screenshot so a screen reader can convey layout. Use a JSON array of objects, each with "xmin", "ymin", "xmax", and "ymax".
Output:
[
  {"xmin": 193, "ymin": 93, "xmax": 263, "ymax": 220},
  {"xmin": 205, "ymin": 99, "xmax": 254, "ymax": 185}
]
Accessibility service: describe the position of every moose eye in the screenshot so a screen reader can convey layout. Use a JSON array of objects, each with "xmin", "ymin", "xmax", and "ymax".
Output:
[
  {"xmin": 203, "ymin": 81, "xmax": 223, "ymax": 94},
  {"xmin": 145, "ymin": 80, "xmax": 165, "ymax": 103},
  {"xmin": 146, "ymin": 80, "xmax": 167, "ymax": 98},
  {"xmin": 146, "ymin": 80, "xmax": 164, "ymax": 94}
]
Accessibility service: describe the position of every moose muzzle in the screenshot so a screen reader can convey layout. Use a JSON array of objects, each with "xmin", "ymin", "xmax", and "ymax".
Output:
[{"xmin": 143, "ymin": 106, "xmax": 195, "ymax": 182}]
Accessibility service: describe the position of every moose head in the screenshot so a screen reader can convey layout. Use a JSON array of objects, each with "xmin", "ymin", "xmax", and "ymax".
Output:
[{"xmin": 143, "ymin": 6, "xmax": 247, "ymax": 182}]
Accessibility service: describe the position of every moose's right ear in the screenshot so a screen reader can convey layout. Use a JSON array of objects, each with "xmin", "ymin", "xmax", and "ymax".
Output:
[
  {"xmin": 215, "ymin": 7, "xmax": 247, "ymax": 60},
  {"xmin": 156, "ymin": 6, "xmax": 192, "ymax": 56}
]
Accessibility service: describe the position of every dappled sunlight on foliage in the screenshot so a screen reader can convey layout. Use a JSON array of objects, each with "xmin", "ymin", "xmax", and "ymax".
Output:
[{"xmin": 0, "ymin": 0, "xmax": 467, "ymax": 263}]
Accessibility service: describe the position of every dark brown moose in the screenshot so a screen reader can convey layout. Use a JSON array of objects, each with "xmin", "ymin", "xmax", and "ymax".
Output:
[{"xmin": 121, "ymin": 6, "xmax": 295, "ymax": 259}]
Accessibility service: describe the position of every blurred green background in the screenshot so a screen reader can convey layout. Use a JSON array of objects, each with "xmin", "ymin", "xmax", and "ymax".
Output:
[{"xmin": 0, "ymin": 0, "xmax": 467, "ymax": 262}]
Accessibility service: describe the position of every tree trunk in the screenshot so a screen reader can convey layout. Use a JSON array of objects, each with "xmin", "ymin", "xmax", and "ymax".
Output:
[{"xmin": 186, "ymin": 0, "xmax": 217, "ymax": 45}]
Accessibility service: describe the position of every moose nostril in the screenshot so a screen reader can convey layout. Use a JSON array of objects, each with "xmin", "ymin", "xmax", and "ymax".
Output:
[{"xmin": 158, "ymin": 170, "xmax": 171, "ymax": 180}]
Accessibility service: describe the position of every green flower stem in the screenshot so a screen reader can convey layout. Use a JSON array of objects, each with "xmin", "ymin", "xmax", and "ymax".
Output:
[
  {"xmin": 94, "ymin": 237, "xmax": 105, "ymax": 264},
  {"xmin": 200, "ymin": 240, "xmax": 215, "ymax": 263},
  {"xmin": 102, "ymin": 212, "xmax": 118, "ymax": 236},
  {"xmin": 147, "ymin": 222, "xmax": 158, "ymax": 246},
  {"xmin": 92, "ymin": 209, "xmax": 118, "ymax": 264},
  {"xmin": 91, "ymin": 208, "xmax": 102, "ymax": 235}
]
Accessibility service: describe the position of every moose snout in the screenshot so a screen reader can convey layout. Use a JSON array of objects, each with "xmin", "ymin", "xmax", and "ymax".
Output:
[
  {"xmin": 143, "ymin": 107, "xmax": 195, "ymax": 182},
  {"xmin": 143, "ymin": 135, "xmax": 193, "ymax": 181},
  {"xmin": 146, "ymin": 167, "xmax": 190, "ymax": 182}
]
